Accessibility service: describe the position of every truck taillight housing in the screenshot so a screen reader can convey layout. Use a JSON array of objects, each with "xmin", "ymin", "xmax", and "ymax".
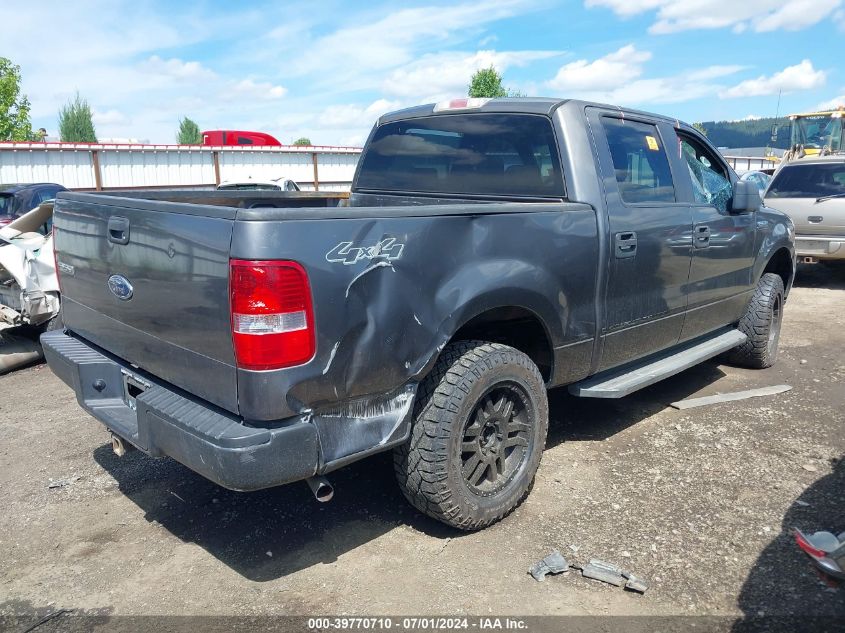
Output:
[{"xmin": 229, "ymin": 259, "xmax": 315, "ymax": 370}]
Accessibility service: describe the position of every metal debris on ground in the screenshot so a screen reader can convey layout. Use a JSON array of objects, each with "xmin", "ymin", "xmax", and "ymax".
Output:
[
  {"xmin": 622, "ymin": 570, "xmax": 650, "ymax": 593},
  {"xmin": 47, "ymin": 476, "xmax": 80, "ymax": 489},
  {"xmin": 579, "ymin": 559, "xmax": 626, "ymax": 587},
  {"xmin": 669, "ymin": 385, "xmax": 792, "ymax": 410},
  {"xmin": 528, "ymin": 550, "xmax": 570, "ymax": 581},
  {"xmin": 529, "ymin": 552, "xmax": 649, "ymax": 593}
]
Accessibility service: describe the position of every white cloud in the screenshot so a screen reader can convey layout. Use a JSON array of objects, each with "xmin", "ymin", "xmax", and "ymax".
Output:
[
  {"xmin": 546, "ymin": 45, "xmax": 651, "ymax": 92},
  {"xmin": 140, "ymin": 56, "xmax": 217, "ymax": 81},
  {"xmin": 585, "ymin": 0, "xmax": 843, "ymax": 34},
  {"xmin": 92, "ymin": 109, "xmax": 129, "ymax": 126},
  {"xmin": 816, "ymin": 94, "xmax": 845, "ymax": 110},
  {"xmin": 755, "ymin": 0, "xmax": 841, "ymax": 32},
  {"xmin": 383, "ymin": 49, "xmax": 561, "ymax": 100},
  {"xmin": 283, "ymin": 0, "xmax": 541, "ymax": 90},
  {"xmin": 609, "ymin": 67, "xmax": 744, "ymax": 105},
  {"xmin": 228, "ymin": 79, "xmax": 287, "ymax": 100},
  {"xmin": 545, "ymin": 45, "xmax": 744, "ymax": 106},
  {"xmin": 319, "ymin": 99, "xmax": 404, "ymax": 129},
  {"xmin": 719, "ymin": 60, "xmax": 826, "ymax": 98}
]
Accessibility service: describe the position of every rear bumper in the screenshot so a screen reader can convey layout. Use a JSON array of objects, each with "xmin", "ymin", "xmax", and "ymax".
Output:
[
  {"xmin": 40, "ymin": 330, "xmax": 320, "ymax": 491},
  {"xmin": 795, "ymin": 236, "xmax": 845, "ymax": 260}
]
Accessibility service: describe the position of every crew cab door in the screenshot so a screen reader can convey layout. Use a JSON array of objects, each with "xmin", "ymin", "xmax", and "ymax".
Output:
[
  {"xmin": 587, "ymin": 109, "xmax": 693, "ymax": 371},
  {"xmin": 673, "ymin": 131, "xmax": 756, "ymax": 342}
]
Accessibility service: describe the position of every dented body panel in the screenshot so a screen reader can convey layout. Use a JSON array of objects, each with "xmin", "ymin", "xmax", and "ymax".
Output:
[{"xmin": 229, "ymin": 202, "xmax": 599, "ymax": 421}]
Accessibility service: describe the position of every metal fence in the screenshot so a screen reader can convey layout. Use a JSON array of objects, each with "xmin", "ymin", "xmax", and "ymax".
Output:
[
  {"xmin": 721, "ymin": 155, "xmax": 780, "ymax": 173},
  {"xmin": 0, "ymin": 142, "xmax": 362, "ymax": 192}
]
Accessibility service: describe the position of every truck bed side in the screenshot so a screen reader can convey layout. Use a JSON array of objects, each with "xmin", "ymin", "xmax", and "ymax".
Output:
[{"xmin": 53, "ymin": 193, "xmax": 599, "ymax": 471}]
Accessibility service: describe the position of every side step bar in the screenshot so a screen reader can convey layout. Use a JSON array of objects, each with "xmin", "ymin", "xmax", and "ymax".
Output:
[{"xmin": 569, "ymin": 329, "xmax": 747, "ymax": 399}]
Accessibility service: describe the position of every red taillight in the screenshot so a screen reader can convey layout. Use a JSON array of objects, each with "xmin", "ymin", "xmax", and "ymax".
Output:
[
  {"xmin": 229, "ymin": 259, "xmax": 315, "ymax": 370},
  {"xmin": 794, "ymin": 530, "xmax": 827, "ymax": 559}
]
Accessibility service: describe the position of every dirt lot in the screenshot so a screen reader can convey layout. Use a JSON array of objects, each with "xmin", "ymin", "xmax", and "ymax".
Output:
[{"xmin": 1, "ymin": 263, "xmax": 844, "ymax": 621}]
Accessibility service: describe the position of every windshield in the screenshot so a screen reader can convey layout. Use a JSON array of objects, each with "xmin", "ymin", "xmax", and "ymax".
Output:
[
  {"xmin": 356, "ymin": 113, "xmax": 564, "ymax": 198},
  {"xmin": 790, "ymin": 115, "xmax": 843, "ymax": 151},
  {"xmin": 767, "ymin": 163, "xmax": 845, "ymax": 198}
]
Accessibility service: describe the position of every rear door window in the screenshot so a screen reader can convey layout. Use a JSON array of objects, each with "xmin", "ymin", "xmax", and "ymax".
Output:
[
  {"xmin": 601, "ymin": 117, "xmax": 676, "ymax": 203},
  {"xmin": 356, "ymin": 114, "xmax": 564, "ymax": 198},
  {"xmin": 767, "ymin": 163, "xmax": 845, "ymax": 198}
]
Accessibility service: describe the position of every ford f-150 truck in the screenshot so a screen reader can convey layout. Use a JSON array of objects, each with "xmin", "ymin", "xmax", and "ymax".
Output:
[{"xmin": 42, "ymin": 98, "xmax": 796, "ymax": 530}]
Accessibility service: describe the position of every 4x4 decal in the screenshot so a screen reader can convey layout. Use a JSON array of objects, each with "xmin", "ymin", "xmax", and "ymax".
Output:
[{"xmin": 326, "ymin": 238, "xmax": 405, "ymax": 265}]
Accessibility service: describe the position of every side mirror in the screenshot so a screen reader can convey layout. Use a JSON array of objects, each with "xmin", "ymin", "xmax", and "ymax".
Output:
[{"xmin": 731, "ymin": 180, "xmax": 761, "ymax": 213}]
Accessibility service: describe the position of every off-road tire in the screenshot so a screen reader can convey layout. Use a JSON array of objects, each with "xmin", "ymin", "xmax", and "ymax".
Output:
[
  {"xmin": 394, "ymin": 341, "xmax": 548, "ymax": 530},
  {"xmin": 728, "ymin": 273, "xmax": 784, "ymax": 369}
]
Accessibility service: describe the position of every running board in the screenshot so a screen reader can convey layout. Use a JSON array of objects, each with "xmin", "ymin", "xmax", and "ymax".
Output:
[{"xmin": 569, "ymin": 329, "xmax": 747, "ymax": 399}]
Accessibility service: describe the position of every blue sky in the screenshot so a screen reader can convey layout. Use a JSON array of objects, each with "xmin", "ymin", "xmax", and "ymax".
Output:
[{"xmin": 3, "ymin": 0, "xmax": 844, "ymax": 145}]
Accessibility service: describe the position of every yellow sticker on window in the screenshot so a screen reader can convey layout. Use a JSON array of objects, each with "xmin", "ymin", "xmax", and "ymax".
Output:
[{"xmin": 645, "ymin": 135, "xmax": 659, "ymax": 151}]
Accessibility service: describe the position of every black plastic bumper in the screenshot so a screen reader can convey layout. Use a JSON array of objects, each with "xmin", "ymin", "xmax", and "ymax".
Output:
[{"xmin": 40, "ymin": 330, "xmax": 320, "ymax": 491}]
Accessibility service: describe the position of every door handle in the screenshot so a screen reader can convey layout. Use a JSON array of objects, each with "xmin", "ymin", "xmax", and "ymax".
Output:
[
  {"xmin": 107, "ymin": 216, "xmax": 130, "ymax": 245},
  {"xmin": 694, "ymin": 224, "xmax": 711, "ymax": 249},
  {"xmin": 614, "ymin": 231, "xmax": 637, "ymax": 259}
]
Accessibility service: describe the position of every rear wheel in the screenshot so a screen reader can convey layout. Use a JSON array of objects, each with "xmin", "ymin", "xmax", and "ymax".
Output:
[
  {"xmin": 394, "ymin": 341, "xmax": 548, "ymax": 530},
  {"xmin": 728, "ymin": 273, "xmax": 784, "ymax": 369}
]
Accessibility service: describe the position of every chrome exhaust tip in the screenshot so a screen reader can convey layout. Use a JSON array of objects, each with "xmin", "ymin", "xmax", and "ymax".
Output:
[
  {"xmin": 111, "ymin": 433, "xmax": 130, "ymax": 457},
  {"xmin": 306, "ymin": 476, "xmax": 334, "ymax": 503}
]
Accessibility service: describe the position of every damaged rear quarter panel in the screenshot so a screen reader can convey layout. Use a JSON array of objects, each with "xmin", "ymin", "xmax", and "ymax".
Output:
[{"xmin": 230, "ymin": 203, "xmax": 599, "ymax": 439}]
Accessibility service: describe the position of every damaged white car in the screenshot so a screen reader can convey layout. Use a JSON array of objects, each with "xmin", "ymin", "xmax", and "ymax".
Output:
[{"xmin": 0, "ymin": 201, "xmax": 61, "ymax": 373}]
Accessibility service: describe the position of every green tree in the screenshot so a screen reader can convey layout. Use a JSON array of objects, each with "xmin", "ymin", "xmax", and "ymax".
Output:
[
  {"xmin": 692, "ymin": 122, "xmax": 708, "ymax": 137},
  {"xmin": 468, "ymin": 66, "xmax": 509, "ymax": 98},
  {"xmin": 176, "ymin": 116, "xmax": 202, "ymax": 144},
  {"xmin": 292, "ymin": 137, "xmax": 312, "ymax": 146},
  {"xmin": 58, "ymin": 92, "xmax": 97, "ymax": 142},
  {"xmin": 0, "ymin": 57, "xmax": 33, "ymax": 141}
]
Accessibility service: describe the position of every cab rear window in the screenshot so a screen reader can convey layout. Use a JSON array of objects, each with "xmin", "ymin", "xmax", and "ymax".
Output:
[
  {"xmin": 767, "ymin": 162, "xmax": 845, "ymax": 198},
  {"xmin": 355, "ymin": 114, "xmax": 564, "ymax": 198}
]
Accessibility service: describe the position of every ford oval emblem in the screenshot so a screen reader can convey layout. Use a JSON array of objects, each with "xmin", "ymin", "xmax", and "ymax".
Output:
[{"xmin": 108, "ymin": 274, "xmax": 134, "ymax": 301}]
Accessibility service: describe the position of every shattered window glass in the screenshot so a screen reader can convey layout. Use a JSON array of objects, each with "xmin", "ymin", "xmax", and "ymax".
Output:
[{"xmin": 681, "ymin": 138, "xmax": 732, "ymax": 213}]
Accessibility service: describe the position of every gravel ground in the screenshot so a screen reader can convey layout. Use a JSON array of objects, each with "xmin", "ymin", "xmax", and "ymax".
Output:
[{"xmin": 1, "ymin": 263, "xmax": 843, "ymax": 622}]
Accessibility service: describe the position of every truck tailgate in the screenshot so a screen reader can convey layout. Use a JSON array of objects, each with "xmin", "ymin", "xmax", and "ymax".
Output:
[{"xmin": 53, "ymin": 193, "xmax": 239, "ymax": 413}]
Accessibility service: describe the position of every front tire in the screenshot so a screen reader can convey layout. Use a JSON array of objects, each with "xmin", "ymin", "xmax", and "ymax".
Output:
[
  {"xmin": 728, "ymin": 273, "xmax": 784, "ymax": 369},
  {"xmin": 394, "ymin": 341, "xmax": 548, "ymax": 530}
]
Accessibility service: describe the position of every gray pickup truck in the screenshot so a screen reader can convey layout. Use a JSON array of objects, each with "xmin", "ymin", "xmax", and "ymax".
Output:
[{"xmin": 42, "ymin": 98, "xmax": 795, "ymax": 530}]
